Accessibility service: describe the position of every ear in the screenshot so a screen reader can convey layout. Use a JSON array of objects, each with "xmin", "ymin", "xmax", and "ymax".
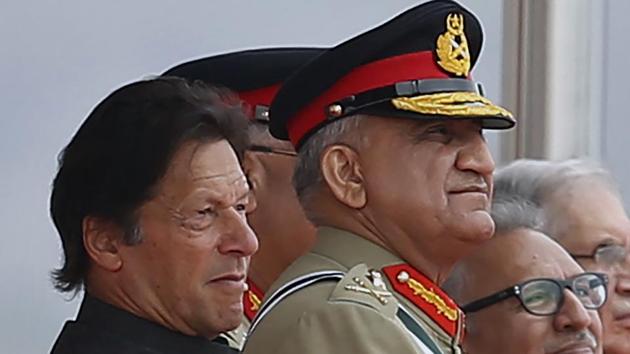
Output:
[
  {"xmin": 320, "ymin": 144, "xmax": 366, "ymax": 209},
  {"xmin": 242, "ymin": 151, "xmax": 265, "ymax": 193},
  {"xmin": 82, "ymin": 216, "xmax": 123, "ymax": 272}
]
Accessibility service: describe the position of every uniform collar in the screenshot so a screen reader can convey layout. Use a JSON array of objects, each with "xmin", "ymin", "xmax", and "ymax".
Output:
[
  {"xmin": 243, "ymin": 278, "xmax": 264, "ymax": 321},
  {"xmin": 312, "ymin": 226, "xmax": 402, "ymax": 269},
  {"xmin": 312, "ymin": 226, "xmax": 463, "ymax": 341}
]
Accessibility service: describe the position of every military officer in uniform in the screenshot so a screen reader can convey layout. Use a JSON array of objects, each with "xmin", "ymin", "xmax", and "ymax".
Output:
[
  {"xmin": 243, "ymin": 1, "xmax": 516, "ymax": 353},
  {"xmin": 164, "ymin": 48, "xmax": 322, "ymax": 349}
]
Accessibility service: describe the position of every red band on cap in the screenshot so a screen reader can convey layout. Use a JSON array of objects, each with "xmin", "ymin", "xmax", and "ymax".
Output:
[
  {"xmin": 239, "ymin": 84, "xmax": 281, "ymax": 120},
  {"xmin": 287, "ymin": 51, "xmax": 454, "ymax": 146}
]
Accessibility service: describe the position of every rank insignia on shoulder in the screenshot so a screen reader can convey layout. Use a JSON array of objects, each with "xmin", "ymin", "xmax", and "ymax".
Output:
[
  {"xmin": 382, "ymin": 264, "xmax": 463, "ymax": 337},
  {"xmin": 344, "ymin": 270, "xmax": 392, "ymax": 305},
  {"xmin": 330, "ymin": 264, "xmax": 397, "ymax": 316}
]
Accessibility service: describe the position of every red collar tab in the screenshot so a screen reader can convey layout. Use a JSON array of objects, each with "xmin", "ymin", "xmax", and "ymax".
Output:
[
  {"xmin": 382, "ymin": 264, "xmax": 463, "ymax": 338},
  {"xmin": 239, "ymin": 84, "xmax": 281, "ymax": 121},
  {"xmin": 242, "ymin": 278, "xmax": 265, "ymax": 321},
  {"xmin": 286, "ymin": 51, "xmax": 465, "ymax": 146}
]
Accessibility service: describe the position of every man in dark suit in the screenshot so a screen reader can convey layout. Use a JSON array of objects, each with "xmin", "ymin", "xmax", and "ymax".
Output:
[{"xmin": 49, "ymin": 77, "xmax": 256, "ymax": 353}]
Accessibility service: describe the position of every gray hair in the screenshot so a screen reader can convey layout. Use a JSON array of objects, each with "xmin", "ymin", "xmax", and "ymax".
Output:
[
  {"xmin": 494, "ymin": 158, "xmax": 619, "ymax": 235},
  {"xmin": 491, "ymin": 195, "xmax": 544, "ymax": 234},
  {"xmin": 293, "ymin": 116, "xmax": 363, "ymax": 222}
]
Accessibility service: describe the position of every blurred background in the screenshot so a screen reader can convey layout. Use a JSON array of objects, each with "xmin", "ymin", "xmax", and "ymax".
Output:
[{"xmin": 0, "ymin": 0, "xmax": 627, "ymax": 352}]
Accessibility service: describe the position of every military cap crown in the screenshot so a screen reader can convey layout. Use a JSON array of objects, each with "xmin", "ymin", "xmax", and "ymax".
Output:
[
  {"xmin": 163, "ymin": 47, "xmax": 324, "ymax": 121},
  {"xmin": 269, "ymin": 0, "xmax": 515, "ymax": 147}
]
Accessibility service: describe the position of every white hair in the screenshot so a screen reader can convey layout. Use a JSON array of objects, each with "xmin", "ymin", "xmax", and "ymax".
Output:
[{"xmin": 493, "ymin": 159, "xmax": 619, "ymax": 237}]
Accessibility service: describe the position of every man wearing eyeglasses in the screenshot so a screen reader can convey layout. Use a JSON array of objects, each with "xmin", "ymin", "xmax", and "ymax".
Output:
[
  {"xmin": 444, "ymin": 196, "xmax": 605, "ymax": 354},
  {"xmin": 163, "ymin": 48, "xmax": 321, "ymax": 348},
  {"xmin": 494, "ymin": 160, "xmax": 630, "ymax": 354}
]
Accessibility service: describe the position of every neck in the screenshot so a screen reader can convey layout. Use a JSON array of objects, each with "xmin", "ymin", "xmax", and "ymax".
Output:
[
  {"xmin": 85, "ymin": 273, "xmax": 215, "ymax": 339},
  {"xmin": 317, "ymin": 208, "xmax": 456, "ymax": 285}
]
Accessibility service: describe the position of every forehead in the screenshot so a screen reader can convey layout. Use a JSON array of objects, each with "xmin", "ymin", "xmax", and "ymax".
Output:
[
  {"xmin": 465, "ymin": 229, "xmax": 583, "ymax": 298},
  {"xmin": 545, "ymin": 179, "xmax": 630, "ymax": 249},
  {"xmin": 358, "ymin": 116, "xmax": 483, "ymax": 146},
  {"xmin": 157, "ymin": 139, "xmax": 246, "ymax": 198},
  {"xmin": 367, "ymin": 115, "xmax": 482, "ymax": 131}
]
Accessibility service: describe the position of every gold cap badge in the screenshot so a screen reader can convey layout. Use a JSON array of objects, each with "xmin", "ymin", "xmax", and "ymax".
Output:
[{"xmin": 436, "ymin": 13, "xmax": 470, "ymax": 77}]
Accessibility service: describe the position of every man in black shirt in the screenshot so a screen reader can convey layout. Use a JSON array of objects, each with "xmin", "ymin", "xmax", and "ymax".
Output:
[{"xmin": 49, "ymin": 77, "xmax": 257, "ymax": 353}]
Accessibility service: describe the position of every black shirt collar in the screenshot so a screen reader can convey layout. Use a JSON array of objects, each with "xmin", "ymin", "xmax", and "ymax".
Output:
[{"xmin": 77, "ymin": 294, "xmax": 235, "ymax": 353}]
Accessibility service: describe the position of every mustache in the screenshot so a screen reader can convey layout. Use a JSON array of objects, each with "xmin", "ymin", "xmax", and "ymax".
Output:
[
  {"xmin": 447, "ymin": 174, "xmax": 490, "ymax": 193},
  {"xmin": 208, "ymin": 257, "xmax": 248, "ymax": 280},
  {"xmin": 544, "ymin": 330, "xmax": 598, "ymax": 353}
]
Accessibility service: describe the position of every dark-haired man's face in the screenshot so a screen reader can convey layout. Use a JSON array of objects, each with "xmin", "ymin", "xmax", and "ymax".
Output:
[
  {"xmin": 544, "ymin": 180, "xmax": 630, "ymax": 354},
  {"xmin": 356, "ymin": 117, "xmax": 495, "ymax": 268},
  {"xmin": 118, "ymin": 139, "xmax": 258, "ymax": 338}
]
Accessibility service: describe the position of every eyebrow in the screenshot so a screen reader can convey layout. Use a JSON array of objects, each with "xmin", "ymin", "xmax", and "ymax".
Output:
[
  {"xmin": 198, "ymin": 187, "xmax": 250, "ymax": 209},
  {"xmin": 191, "ymin": 172, "xmax": 244, "ymax": 182}
]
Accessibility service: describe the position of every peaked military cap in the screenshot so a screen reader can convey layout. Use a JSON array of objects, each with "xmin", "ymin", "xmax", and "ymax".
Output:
[
  {"xmin": 269, "ymin": 0, "xmax": 515, "ymax": 148},
  {"xmin": 163, "ymin": 47, "xmax": 324, "ymax": 122}
]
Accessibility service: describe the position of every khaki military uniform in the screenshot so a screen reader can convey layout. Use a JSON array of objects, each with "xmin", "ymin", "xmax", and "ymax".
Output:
[
  {"xmin": 242, "ymin": 227, "xmax": 464, "ymax": 354},
  {"xmin": 222, "ymin": 279, "xmax": 264, "ymax": 349}
]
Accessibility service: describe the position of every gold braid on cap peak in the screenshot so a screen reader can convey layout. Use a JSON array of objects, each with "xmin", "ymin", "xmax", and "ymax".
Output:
[{"xmin": 391, "ymin": 91, "xmax": 513, "ymax": 118}]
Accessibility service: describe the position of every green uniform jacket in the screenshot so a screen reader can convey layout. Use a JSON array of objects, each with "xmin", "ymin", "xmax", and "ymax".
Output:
[{"xmin": 243, "ymin": 227, "xmax": 464, "ymax": 354}]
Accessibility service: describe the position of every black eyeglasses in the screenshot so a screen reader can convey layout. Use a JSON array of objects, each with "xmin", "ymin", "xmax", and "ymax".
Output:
[
  {"xmin": 571, "ymin": 244, "xmax": 628, "ymax": 268},
  {"xmin": 248, "ymin": 145, "xmax": 297, "ymax": 157},
  {"xmin": 462, "ymin": 272, "xmax": 608, "ymax": 316}
]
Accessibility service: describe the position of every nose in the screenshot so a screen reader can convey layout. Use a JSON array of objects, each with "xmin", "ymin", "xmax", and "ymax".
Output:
[
  {"xmin": 217, "ymin": 208, "xmax": 259, "ymax": 257},
  {"xmin": 553, "ymin": 289, "xmax": 594, "ymax": 332},
  {"xmin": 455, "ymin": 133, "xmax": 495, "ymax": 178}
]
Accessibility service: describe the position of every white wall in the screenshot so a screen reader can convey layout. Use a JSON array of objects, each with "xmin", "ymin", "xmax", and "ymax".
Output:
[
  {"xmin": 602, "ymin": 0, "xmax": 630, "ymax": 204},
  {"xmin": 0, "ymin": 1, "xmax": 503, "ymax": 352}
]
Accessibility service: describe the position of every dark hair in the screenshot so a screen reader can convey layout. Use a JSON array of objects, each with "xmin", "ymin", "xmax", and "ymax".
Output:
[{"xmin": 50, "ymin": 76, "xmax": 249, "ymax": 294}]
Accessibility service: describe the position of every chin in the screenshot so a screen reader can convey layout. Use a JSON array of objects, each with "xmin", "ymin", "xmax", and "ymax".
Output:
[
  {"xmin": 453, "ymin": 210, "xmax": 495, "ymax": 243},
  {"xmin": 210, "ymin": 308, "xmax": 243, "ymax": 334},
  {"xmin": 220, "ymin": 315, "xmax": 243, "ymax": 332}
]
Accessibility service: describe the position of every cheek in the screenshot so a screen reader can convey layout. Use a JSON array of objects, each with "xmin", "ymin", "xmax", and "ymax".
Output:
[
  {"xmin": 470, "ymin": 311, "xmax": 550, "ymax": 353},
  {"xmin": 599, "ymin": 289, "xmax": 618, "ymax": 326},
  {"xmin": 158, "ymin": 234, "xmax": 219, "ymax": 284},
  {"xmin": 513, "ymin": 322, "xmax": 551, "ymax": 352}
]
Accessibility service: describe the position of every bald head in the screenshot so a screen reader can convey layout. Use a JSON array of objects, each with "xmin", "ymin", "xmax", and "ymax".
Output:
[
  {"xmin": 444, "ymin": 227, "xmax": 603, "ymax": 354},
  {"xmin": 495, "ymin": 159, "xmax": 630, "ymax": 354},
  {"xmin": 446, "ymin": 228, "xmax": 580, "ymax": 306}
]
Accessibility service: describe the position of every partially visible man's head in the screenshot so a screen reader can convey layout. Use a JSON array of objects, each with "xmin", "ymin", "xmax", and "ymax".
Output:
[
  {"xmin": 50, "ymin": 77, "xmax": 257, "ymax": 338},
  {"xmin": 295, "ymin": 115, "xmax": 497, "ymax": 271},
  {"xmin": 244, "ymin": 122, "xmax": 315, "ymax": 291},
  {"xmin": 444, "ymin": 196, "xmax": 605, "ymax": 354},
  {"xmin": 163, "ymin": 48, "xmax": 323, "ymax": 292},
  {"xmin": 495, "ymin": 159, "xmax": 630, "ymax": 354}
]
